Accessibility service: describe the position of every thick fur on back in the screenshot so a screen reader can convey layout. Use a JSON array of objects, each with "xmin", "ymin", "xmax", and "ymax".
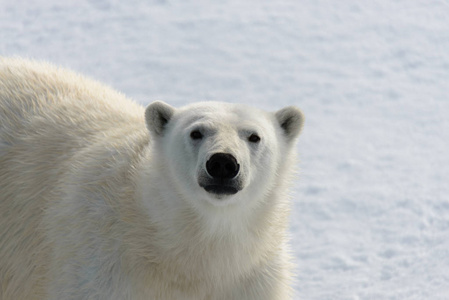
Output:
[{"xmin": 0, "ymin": 57, "xmax": 301, "ymax": 299}]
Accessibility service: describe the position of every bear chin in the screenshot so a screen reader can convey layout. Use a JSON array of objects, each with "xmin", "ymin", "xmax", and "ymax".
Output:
[
  {"xmin": 198, "ymin": 177, "xmax": 243, "ymax": 198},
  {"xmin": 203, "ymin": 185, "xmax": 239, "ymax": 196}
]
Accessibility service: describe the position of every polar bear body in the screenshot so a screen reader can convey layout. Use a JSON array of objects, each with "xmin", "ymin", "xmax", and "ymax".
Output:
[{"xmin": 0, "ymin": 58, "xmax": 304, "ymax": 300}]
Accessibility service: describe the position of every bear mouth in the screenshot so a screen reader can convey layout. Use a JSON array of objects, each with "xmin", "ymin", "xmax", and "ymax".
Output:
[
  {"xmin": 198, "ymin": 174, "xmax": 243, "ymax": 197},
  {"xmin": 203, "ymin": 184, "xmax": 239, "ymax": 195}
]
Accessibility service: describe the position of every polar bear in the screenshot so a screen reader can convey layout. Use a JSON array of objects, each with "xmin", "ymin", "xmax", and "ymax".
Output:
[{"xmin": 0, "ymin": 57, "xmax": 304, "ymax": 300}]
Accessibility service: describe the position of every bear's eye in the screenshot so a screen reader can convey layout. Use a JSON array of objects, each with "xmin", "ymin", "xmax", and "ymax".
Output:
[
  {"xmin": 248, "ymin": 133, "xmax": 261, "ymax": 143},
  {"xmin": 190, "ymin": 130, "xmax": 203, "ymax": 140}
]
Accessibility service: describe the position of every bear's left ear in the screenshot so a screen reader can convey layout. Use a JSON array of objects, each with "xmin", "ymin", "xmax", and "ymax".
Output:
[
  {"xmin": 275, "ymin": 106, "xmax": 305, "ymax": 141},
  {"xmin": 145, "ymin": 101, "xmax": 176, "ymax": 136}
]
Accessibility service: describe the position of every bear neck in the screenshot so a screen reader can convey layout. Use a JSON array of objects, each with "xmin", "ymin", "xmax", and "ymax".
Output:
[{"xmin": 129, "ymin": 153, "xmax": 290, "ymax": 289}]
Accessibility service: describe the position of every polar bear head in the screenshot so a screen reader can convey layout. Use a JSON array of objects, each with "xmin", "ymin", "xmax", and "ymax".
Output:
[{"xmin": 145, "ymin": 101, "xmax": 304, "ymax": 208}]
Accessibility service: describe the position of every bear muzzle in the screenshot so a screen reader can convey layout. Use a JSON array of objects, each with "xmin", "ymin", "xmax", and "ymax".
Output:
[{"xmin": 199, "ymin": 153, "xmax": 242, "ymax": 196}]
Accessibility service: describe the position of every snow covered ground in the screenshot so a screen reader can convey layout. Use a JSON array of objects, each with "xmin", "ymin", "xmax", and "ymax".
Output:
[{"xmin": 1, "ymin": 0, "xmax": 448, "ymax": 298}]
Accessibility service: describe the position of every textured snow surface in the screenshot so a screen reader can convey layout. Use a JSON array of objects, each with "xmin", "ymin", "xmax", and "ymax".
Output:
[{"xmin": 1, "ymin": 1, "xmax": 449, "ymax": 299}]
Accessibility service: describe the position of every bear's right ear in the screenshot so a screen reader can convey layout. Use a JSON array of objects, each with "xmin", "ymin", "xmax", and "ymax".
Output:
[{"xmin": 145, "ymin": 101, "xmax": 176, "ymax": 136}]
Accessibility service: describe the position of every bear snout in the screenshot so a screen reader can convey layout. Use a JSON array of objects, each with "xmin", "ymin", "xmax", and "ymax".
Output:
[
  {"xmin": 206, "ymin": 153, "xmax": 240, "ymax": 180},
  {"xmin": 198, "ymin": 153, "xmax": 242, "ymax": 196}
]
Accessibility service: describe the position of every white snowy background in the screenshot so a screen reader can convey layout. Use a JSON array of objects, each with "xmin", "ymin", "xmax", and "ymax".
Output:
[{"xmin": 1, "ymin": 0, "xmax": 448, "ymax": 299}]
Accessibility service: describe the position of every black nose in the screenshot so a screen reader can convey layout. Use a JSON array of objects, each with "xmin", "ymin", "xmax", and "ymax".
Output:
[{"xmin": 206, "ymin": 153, "xmax": 240, "ymax": 180}]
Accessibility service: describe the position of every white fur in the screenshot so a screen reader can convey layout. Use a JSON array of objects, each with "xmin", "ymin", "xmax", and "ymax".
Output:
[{"xmin": 0, "ymin": 57, "xmax": 304, "ymax": 300}]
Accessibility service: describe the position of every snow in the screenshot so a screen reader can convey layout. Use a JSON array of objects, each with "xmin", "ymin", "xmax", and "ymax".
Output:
[{"xmin": 1, "ymin": 0, "xmax": 449, "ymax": 298}]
